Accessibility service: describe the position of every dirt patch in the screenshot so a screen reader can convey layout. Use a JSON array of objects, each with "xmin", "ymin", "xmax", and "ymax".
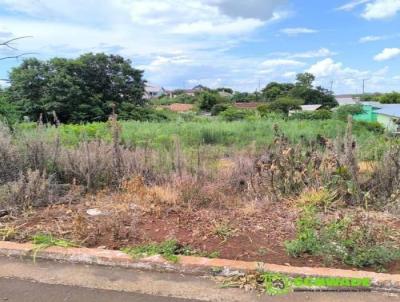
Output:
[
  {"xmin": 2, "ymin": 193, "xmax": 400, "ymax": 274},
  {"xmin": 161, "ymin": 103, "xmax": 194, "ymax": 112}
]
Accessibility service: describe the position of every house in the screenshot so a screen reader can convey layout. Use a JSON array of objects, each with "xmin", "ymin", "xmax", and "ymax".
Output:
[
  {"xmin": 354, "ymin": 102, "xmax": 400, "ymax": 133},
  {"xmin": 288, "ymin": 104, "xmax": 323, "ymax": 116},
  {"xmin": 375, "ymin": 105, "xmax": 400, "ymax": 133},
  {"xmin": 144, "ymin": 84, "xmax": 166, "ymax": 99}
]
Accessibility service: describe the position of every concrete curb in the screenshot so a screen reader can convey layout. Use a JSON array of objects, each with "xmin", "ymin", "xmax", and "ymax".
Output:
[{"xmin": 1, "ymin": 241, "xmax": 399, "ymax": 291}]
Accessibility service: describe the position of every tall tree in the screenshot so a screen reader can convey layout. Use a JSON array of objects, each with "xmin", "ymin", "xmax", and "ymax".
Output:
[{"xmin": 6, "ymin": 53, "xmax": 145, "ymax": 123}]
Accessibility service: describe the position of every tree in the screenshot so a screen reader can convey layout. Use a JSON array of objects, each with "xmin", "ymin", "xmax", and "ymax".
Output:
[
  {"xmin": 290, "ymin": 85, "xmax": 337, "ymax": 107},
  {"xmin": 262, "ymin": 82, "xmax": 294, "ymax": 102},
  {"xmin": 198, "ymin": 92, "xmax": 220, "ymax": 111},
  {"xmin": 0, "ymin": 89, "xmax": 20, "ymax": 125},
  {"xmin": 263, "ymin": 97, "xmax": 303, "ymax": 115},
  {"xmin": 380, "ymin": 92, "xmax": 400, "ymax": 104},
  {"xmin": 6, "ymin": 53, "xmax": 145, "ymax": 123},
  {"xmin": 296, "ymin": 72, "xmax": 315, "ymax": 89}
]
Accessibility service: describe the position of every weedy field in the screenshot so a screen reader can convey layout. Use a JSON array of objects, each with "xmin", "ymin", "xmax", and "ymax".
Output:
[{"xmin": 1, "ymin": 115, "xmax": 400, "ymax": 273}]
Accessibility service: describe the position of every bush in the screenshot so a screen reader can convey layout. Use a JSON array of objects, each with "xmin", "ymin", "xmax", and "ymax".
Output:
[
  {"xmin": 380, "ymin": 92, "xmax": 400, "ymax": 104},
  {"xmin": 198, "ymin": 92, "xmax": 219, "ymax": 111},
  {"xmin": 219, "ymin": 108, "xmax": 251, "ymax": 121},
  {"xmin": 118, "ymin": 104, "xmax": 172, "ymax": 122},
  {"xmin": 211, "ymin": 103, "xmax": 231, "ymax": 116},
  {"xmin": 334, "ymin": 104, "xmax": 364, "ymax": 121},
  {"xmin": 286, "ymin": 206, "xmax": 400, "ymax": 269},
  {"xmin": 262, "ymin": 97, "xmax": 303, "ymax": 115},
  {"xmin": 354, "ymin": 121, "xmax": 384, "ymax": 134},
  {"xmin": 290, "ymin": 109, "xmax": 332, "ymax": 120}
]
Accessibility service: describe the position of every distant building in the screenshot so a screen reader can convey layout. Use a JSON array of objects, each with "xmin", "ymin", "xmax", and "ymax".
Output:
[
  {"xmin": 354, "ymin": 102, "xmax": 400, "ymax": 133},
  {"xmin": 144, "ymin": 83, "xmax": 166, "ymax": 99}
]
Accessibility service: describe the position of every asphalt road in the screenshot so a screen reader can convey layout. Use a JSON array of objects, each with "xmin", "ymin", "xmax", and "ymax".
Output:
[
  {"xmin": 0, "ymin": 278, "xmax": 198, "ymax": 302},
  {"xmin": 0, "ymin": 257, "xmax": 399, "ymax": 302}
]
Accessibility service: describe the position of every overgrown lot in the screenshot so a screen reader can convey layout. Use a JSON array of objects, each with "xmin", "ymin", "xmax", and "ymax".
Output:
[{"xmin": 1, "ymin": 116, "xmax": 400, "ymax": 273}]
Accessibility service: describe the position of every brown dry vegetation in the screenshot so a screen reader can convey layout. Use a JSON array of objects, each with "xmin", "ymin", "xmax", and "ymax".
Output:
[{"xmin": 0, "ymin": 116, "xmax": 400, "ymax": 272}]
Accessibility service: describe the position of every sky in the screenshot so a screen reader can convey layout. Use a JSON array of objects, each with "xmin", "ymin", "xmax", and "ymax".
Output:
[{"xmin": 0, "ymin": 0, "xmax": 400, "ymax": 94}]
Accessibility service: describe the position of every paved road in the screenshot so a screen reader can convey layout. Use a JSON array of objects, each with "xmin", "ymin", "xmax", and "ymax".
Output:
[
  {"xmin": 0, "ymin": 257, "xmax": 399, "ymax": 302},
  {"xmin": 0, "ymin": 278, "xmax": 198, "ymax": 302}
]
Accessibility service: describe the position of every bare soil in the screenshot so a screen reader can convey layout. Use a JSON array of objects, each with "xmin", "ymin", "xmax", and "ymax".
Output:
[{"xmin": 2, "ymin": 194, "xmax": 400, "ymax": 274}]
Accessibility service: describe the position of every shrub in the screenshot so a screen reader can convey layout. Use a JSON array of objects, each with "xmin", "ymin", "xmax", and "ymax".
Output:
[
  {"xmin": 118, "ymin": 104, "xmax": 171, "ymax": 122},
  {"xmin": 286, "ymin": 207, "xmax": 400, "ymax": 269},
  {"xmin": 290, "ymin": 109, "xmax": 332, "ymax": 120},
  {"xmin": 334, "ymin": 104, "xmax": 364, "ymax": 121},
  {"xmin": 198, "ymin": 92, "xmax": 222, "ymax": 111},
  {"xmin": 379, "ymin": 92, "xmax": 400, "ymax": 104},
  {"xmin": 211, "ymin": 103, "xmax": 230, "ymax": 116},
  {"xmin": 219, "ymin": 108, "xmax": 251, "ymax": 121},
  {"xmin": 354, "ymin": 121, "xmax": 384, "ymax": 134},
  {"xmin": 262, "ymin": 97, "xmax": 303, "ymax": 115}
]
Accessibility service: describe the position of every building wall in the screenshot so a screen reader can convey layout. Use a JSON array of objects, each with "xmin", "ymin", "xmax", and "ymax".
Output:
[{"xmin": 377, "ymin": 114, "xmax": 399, "ymax": 133}]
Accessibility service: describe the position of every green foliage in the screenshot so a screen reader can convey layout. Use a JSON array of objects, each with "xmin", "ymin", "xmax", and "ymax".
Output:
[
  {"xmin": 264, "ymin": 97, "xmax": 304, "ymax": 115},
  {"xmin": 230, "ymin": 92, "xmax": 258, "ymax": 103},
  {"xmin": 117, "ymin": 103, "xmax": 172, "ymax": 122},
  {"xmin": 6, "ymin": 53, "xmax": 145, "ymax": 123},
  {"xmin": 15, "ymin": 118, "xmax": 385, "ymax": 161},
  {"xmin": 219, "ymin": 108, "xmax": 252, "ymax": 121},
  {"xmin": 262, "ymin": 82, "xmax": 294, "ymax": 102},
  {"xmin": 122, "ymin": 240, "xmax": 219, "ymax": 262},
  {"xmin": 286, "ymin": 207, "xmax": 400, "ymax": 269},
  {"xmin": 261, "ymin": 73, "xmax": 337, "ymax": 107},
  {"xmin": 198, "ymin": 92, "xmax": 224, "ymax": 111},
  {"xmin": 32, "ymin": 233, "xmax": 78, "ymax": 248},
  {"xmin": 354, "ymin": 121, "xmax": 384, "ymax": 134},
  {"xmin": 211, "ymin": 103, "xmax": 231, "ymax": 116},
  {"xmin": 379, "ymin": 92, "xmax": 400, "ymax": 104},
  {"xmin": 295, "ymin": 72, "xmax": 315, "ymax": 88},
  {"xmin": 334, "ymin": 104, "xmax": 364, "ymax": 121},
  {"xmin": 290, "ymin": 109, "xmax": 332, "ymax": 120},
  {"xmin": 0, "ymin": 91, "xmax": 20, "ymax": 126}
]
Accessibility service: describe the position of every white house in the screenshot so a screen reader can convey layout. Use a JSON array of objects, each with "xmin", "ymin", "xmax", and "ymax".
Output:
[{"xmin": 144, "ymin": 84, "xmax": 167, "ymax": 100}]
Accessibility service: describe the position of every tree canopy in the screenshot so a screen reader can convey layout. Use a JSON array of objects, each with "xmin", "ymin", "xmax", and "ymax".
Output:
[
  {"xmin": 5, "ymin": 53, "xmax": 145, "ymax": 123},
  {"xmin": 261, "ymin": 73, "xmax": 338, "ymax": 108}
]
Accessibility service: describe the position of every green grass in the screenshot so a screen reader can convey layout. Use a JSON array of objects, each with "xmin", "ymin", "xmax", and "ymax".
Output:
[
  {"xmin": 14, "ymin": 117, "xmax": 392, "ymax": 160},
  {"xmin": 32, "ymin": 233, "xmax": 79, "ymax": 249},
  {"xmin": 285, "ymin": 206, "xmax": 400, "ymax": 270},
  {"xmin": 31, "ymin": 233, "xmax": 79, "ymax": 262},
  {"xmin": 122, "ymin": 240, "xmax": 220, "ymax": 263}
]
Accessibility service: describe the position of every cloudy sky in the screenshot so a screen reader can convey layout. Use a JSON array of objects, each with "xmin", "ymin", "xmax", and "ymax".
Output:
[{"xmin": 1, "ymin": 0, "xmax": 400, "ymax": 93}]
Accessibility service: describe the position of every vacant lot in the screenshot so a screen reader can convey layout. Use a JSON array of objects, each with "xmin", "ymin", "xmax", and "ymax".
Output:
[{"xmin": 1, "ymin": 116, "xmax": 400, "ymax": 273}]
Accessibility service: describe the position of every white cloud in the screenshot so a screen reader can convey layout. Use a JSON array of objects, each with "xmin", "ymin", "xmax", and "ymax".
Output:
[
  {"xmin": 282, "ymin": 71, "xmax": 297, "ymax": 78},
  {"xmin": 362, "ymin": 0, "xmax": 400, "ymax": 20},
  {"xmin": 359, "ymin": 35, "xmax": 384, "ymax": 43},
  {"xmin": 337, "ymin": 0, "xmax": 370, "ymax": 11},
  {"xmin": 261, "ymin": 59, "xmax": 305, "ymax": 67},
  {"xmin": 170, "ymin": 18, "xmax": 264, "ymax": 35},
  {"xmin": 289, "ymin": 48, "xmax": 336, "ymax": 59},
  {"xmin": 338, "ymin": 0, "xmax": 400, "ymax": 20},
  {"xmin": 374, "ymin": 48, "xmax": 400, "ymax": 61},
  {"xmin": 280, "ymin": 27, "xmax": 318, "ymax": 36}
]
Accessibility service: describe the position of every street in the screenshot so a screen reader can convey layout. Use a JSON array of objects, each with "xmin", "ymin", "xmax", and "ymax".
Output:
[{"xmin": 0, "ymin": 257, "xmax": 398, "ymax": 302}]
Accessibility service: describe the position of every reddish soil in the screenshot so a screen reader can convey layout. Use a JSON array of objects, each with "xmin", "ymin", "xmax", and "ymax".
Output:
[
  {"xmin": 161, "ymin": 103, "xmax": 194, "ymax": 112},
  {"xmin": 2, "ymin": 195, "xmax": 399, "ymax": 274}
]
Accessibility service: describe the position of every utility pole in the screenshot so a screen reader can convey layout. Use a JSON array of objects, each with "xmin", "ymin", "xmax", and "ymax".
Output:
[{"xmin": 362, "ymin": 79, "xmax": 367, "ymax": 95}]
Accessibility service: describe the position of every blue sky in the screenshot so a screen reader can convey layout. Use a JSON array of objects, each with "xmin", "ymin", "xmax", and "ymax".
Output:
[{"xmin": 0, "ymin": 0, "xmax": 400, "ymax": 93}]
